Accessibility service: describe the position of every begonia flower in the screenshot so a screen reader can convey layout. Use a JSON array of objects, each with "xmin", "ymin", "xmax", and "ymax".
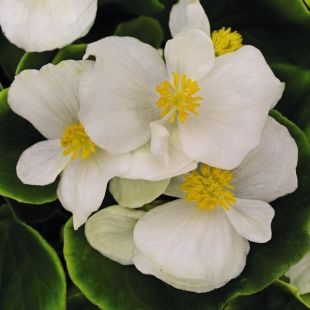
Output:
[
  {"xmin": 79, "ymin": 1, "xmax": 284, "ymax": 171},
  {"xmin": 9, "ymin": 60, "xmax": 130, "ymax": 229},
  {"xmin": 85, "ymin": 117, "xmax": 298, "ymax": 292}
]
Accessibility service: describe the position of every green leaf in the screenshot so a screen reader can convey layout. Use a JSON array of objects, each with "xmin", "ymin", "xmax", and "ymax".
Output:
[
  {"xmin": 63, "ymin": 112, "xmax": 310, "ymax": 309},
  {"xmin": 270, "ymin": 62, "xmax": 310, "ymax": 135},
  {"xmin": 264, "ymin": 0, "xmax": 310, "ymax": 28},
  {"xmin": 226, "ymin": 280, "xmax": 309, "ymax": 310},
  {"xmin": 0, "ymin": 88, "xmax": 57, "ymax": 204},
  {"xmin": 274, "ymin": 280, "xmax": 310, "ymax": 309},
  {"xmin": 67, "ymin": 287, "xmax": 99, "ymax": 310},
  {"xmin": 99, "ymin": 0, "xmax": 164, "ymax": 15},
  {"xmin": 52, "ymin": 44, "xmax": 87, "ymax": 65},
  {"xmin": 15, "ymin": 50, "xmax": 57, "ymax": 75},
  {"xmin": 0, "ymin": 205, "xmax": 66, "ymax": 310},
  {"xmin": 305, "ymin": 125, "xmax": 310, "ymax": 141},
  {"xmin": 0, "ymin": 34, "xmax": 24, "ymax": 82},
  {"xmin": 303, "ymin": 294, "xmax": 310, "ymax": 308},
  {"xmin": 115, "ymin": 16, "xmax": 164, "ymax": 48},
  {"xmin": 10, "ymin": 200, "xmax": 61, "ymax": 224}
]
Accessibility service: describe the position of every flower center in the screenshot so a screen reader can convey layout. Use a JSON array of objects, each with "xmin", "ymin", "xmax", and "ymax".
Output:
[
  {"xmin": 61, "ymin": 123, "xmax": 96, "ymax": 160},
  {"xmin": 156, "ymin": 72, "xmax": 203, "ymax": 123},
  {"xmin": 211, "ymin": 27, "xmax": 243, "ymax": 56},
  {"xmin": 181, "ymin": 164, "xmax": 236, "ymax": 211}
]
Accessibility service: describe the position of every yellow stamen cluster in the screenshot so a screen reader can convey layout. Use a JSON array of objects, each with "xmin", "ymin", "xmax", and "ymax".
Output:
[
  {"xmin": 181, "ymin": 164, "xmax": 236, "ymax": 211},
  {"xmin": 61, "ymin": 123, "xmax": 96, "ymax": 160},
  {"xmin": 211, "ymin": 27, "xmax": 243, "ymax": 56},
  {"xmin": 156, "ymin": 72, "xmax": 203, "ymax": 123}
]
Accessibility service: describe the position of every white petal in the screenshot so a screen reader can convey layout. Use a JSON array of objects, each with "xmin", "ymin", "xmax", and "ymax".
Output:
[
  {"xmin": 286, "ymin": 251, "xmax": 310, "ymax": 294},
  {"xmin": 233, "ymin": 117, "xmax": 298, "ymax": 202},
  {"xmin": 85, "ymin": 205, "xmax": 145, "ymax": 265},
  {"xmin": 169, "ymin": 0, "xmax": 210, "ymax": 38},
  {"xmin": 17, "ymin": 140, "xmax": 69, "ymax": 186},
  {"xmin": 79, "ymin": 36, "xmax": 167, "ymax": 153},
  {"xmin": 133, "ymin": 200, "xmax": 249, "ymax": 292},
  {"xmin": 122, "ymin": 126, "xmax": 197, "ymax": 181},
  {"xmin": 164, "ymin": 174, "xmax": 188, "ymax": 198},
  {"xmin": 57, "ymin": 150, "xmax": 131, "ymax": 229},
  {"xmin": 226, "ymin": 199, "xmax": 275, "ymax": 243},
  {"xmin": 179, "ymin": 45, "xmax": 284, "ymax": 169},
  {"xmin": 0, "ymin": 0, "xmax": 97, "ymax": 52},
  {"xmin": 9, "ymin": 60, "xmax": 93, "ymax": 139},
  {"xmin": 109, "ymin": 178, "xmax": 170, "ymax": 208},
  {"xmin": 150, "ymin": 121, "xmax": 170, "ymax": 164},
  {"xmin": 134, "ymin": 248, "xmax": 220, "ymax": 292},
  {"xmin": 165, "ymin": 29, "xmax": 214, "ymax": 80}
]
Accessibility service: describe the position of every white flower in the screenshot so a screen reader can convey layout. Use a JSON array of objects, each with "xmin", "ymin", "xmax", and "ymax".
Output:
[
  {"xmin": 9, "ymin": 60, "xmax": 131, "ymax": 229},
  {"xmin": 85, "ymin": 117, "xmax": 298, "ymax": 292},
  {"xmin": 286, "ymin": 251, "xmax": 310, "ymax": 294},
  {"xmin": 79, "ymin": 1, "xmax": 284, "ymax": 172},
  {"xmin": 0, "ymin": 0, "xmax": 97, "ymax": 52}
]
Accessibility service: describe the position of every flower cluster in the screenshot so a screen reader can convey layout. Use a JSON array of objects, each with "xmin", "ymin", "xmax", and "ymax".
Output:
[{"xmin": 5, "ymin": 0, "xmax": 299, "ymax": 293}]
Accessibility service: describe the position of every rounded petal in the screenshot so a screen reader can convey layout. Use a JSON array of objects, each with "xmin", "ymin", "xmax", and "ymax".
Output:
[
  {"xmin": 9, "ymin": 60, "xmax": 93, "ymax": 139},
  {"xmin": 17, "ymin": 139, "xmax": 69, "ymax": 186},
  {"xmin": 57, "ymin": 150, "xmax": 131, "ymax": 229},
  {"xmin": 286, "ymin": 251, "xmax": 310, "ymax": 294},
  {"xmin": 233, "ymin": 117, "xmax": 298, "ymax": 202},
  {"xmin": 79, "ymin": 36, "xmax": 167, "ymax": 153},
  {"xmin": 109, "ymin": 178, "xmax": 170, "ymax": 208},
  {"xmin": 165, "ymin": 29, "xmax": 215, "ymax": 81},
  {"xmin": 169, "ymin": 0, "xmax": 210, "ymax": 38},
  {"xmin": 133, "ymin": 199, "xmax": 250, "ymax": 292},
  {"xmin": 164, "ymin": 174, "xmax": 187, "ymax": 198},
  {"xmin": 226, "ymin": 199, "xmax": 275, "ymax": 243},
  {"xmin": 85, "ymin": 205, "xmax": 145, "ymax": 265},
  {"xmin": 179, "ymin": 45, "xmax": 285, "ymax": 169},
  {"xmin": 0, "ymin": 0, "xmax": 97, "ymax": 52},
  {"xmin": 122, "ymin": 127, "xmax": 197, "ymax": 181}
]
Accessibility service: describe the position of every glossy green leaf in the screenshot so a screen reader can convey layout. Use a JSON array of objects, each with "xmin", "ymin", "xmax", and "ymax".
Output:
[
  {"xmin": 0, "ymin": 205, "xmax": 66, "ymax": 310},
  {"xmin": 303, "ymin": 294, "xmax": 310, "ymax": 307},
  {"xmin": 64, "ymin": 112, "xmax": 310, "ymax": 309},
  {"xmin": 15, "ymin": 50, "xmax": 57, "ymax": 75},
  {"xmin": 10, "ymin": 200, "xmax": 61, "ymax": 224},
  {"xmin": 0, "ymin": 34, "xmax": 24, "ymax": 82},
  {"xmin": 115, "ymin": 16, "xmax": 164, "ymax": 48},
  {"xmin": 226, "ymin": 280, "xmax": 309, "ymax": 310},
  {"xmin": 305, "ymin": 125, "xmax": 310, "ymax": 141},
  {"xmin": 264, "ymin": 0, "xmax": 310, "ymax": 28},
  {"xmin": 99, "ymin": 0, "xmax": 164, "ymax": 15},
  {"xmin": 52, "ymin": 44, "xmax": 87, "ymax": 65},
  {"xmin": 270, "ymin": 62, "xmax": 310, "ymax": 135},
  {"xmin": 0, "ymin": 89, "xmax": 57, "ymax": 204},
  {"xmin": 67, "ymin": 287, "xmax": 99, "ymax": 310},
  {"xmin": 274, "ymin": 280, "xmax": 310, "ymax": 309}
]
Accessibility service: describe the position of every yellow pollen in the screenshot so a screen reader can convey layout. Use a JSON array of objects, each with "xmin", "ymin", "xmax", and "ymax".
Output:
[
  {"xmin": 181, "ymin": 164, "xmax": 236, "ymax": 211},
  {"xmin": 61, "ymin": 123, "xmax": 96, "ymax": 160},
  {"xmin": 156, "ymin": 72, "xmax": 203, "ymax": 123},
  {"xmin": 211, "ymin": 27, "xmax": 243, "ymax": 56}
]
